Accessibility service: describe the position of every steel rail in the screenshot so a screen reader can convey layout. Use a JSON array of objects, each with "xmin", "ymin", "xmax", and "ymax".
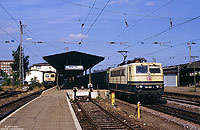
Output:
[
  {"xmin": 146, "ymin": 104, "xmax": 200, "ymax": 124},
  {"xmin": 75, "ymin": 98, "xmax": 139, "ymax": 130},
  {"xmin": 75, "ymin": 100, "xmax": 99, "ymax": 130},
  {"xmin": 91, "ymin": 100, "xmax": 136, "ymax": 130},
  {"xmin": 0, "ymin": 91, "xmax": 22, "ymax": 98},
  {"xmin": 162, "ymin": 96, "xmax": 200, "ymax": 106},
  {"xmin": 164, "ymin": 92, "xmax": 200, "ymax": 102}
]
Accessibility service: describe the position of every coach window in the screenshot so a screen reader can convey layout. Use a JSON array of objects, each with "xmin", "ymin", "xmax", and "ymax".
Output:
[{"xmin": 136, "ymin": 65, "xmax": 148, "ymax": 73}]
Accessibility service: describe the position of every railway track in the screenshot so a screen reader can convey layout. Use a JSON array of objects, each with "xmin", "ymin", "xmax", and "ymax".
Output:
[
  {"xmin": 0, "ymin": 91, "xmax": 22, "ymax": 98},
  {"xmin": 112, "ymin": 98, "xmax": 200, "ymax": 125},
  {"xmin": 162, "ymin": 95, "xmax": 200, "ymax": 106},
  {"xmin": 164, "ymin": 92, "xmax": 200, "ymax": 103},
  {"xmin": 145, "ymin": 104, "xmax": 200, "ymax": 124},
  {"xmin": 0, "ymin": 90, "xmax": 44, "ymax": 121},
  {"xmin": 72, "ymin": 98, "xmax": 143, "ymax": 130}
]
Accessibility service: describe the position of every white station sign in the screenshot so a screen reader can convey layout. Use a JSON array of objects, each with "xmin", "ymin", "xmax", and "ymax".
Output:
[{"xmin": 65, "ymin": 65, "xmax": 84, "ymax": 70}]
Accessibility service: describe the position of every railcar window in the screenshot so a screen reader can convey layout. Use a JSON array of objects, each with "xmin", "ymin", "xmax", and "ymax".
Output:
[
  {"xmin": 149, "ymin": 68, "xmax": 160, "ymax": 73},
  {"xmin": 136, "ymin": 66, "xmax": 148, "ymax": 73},
  {"xmin": 51, "ymin": 74, "xmax": 55, "ymax": 78},
  {"xmin": 45, "ymin": 74, "xmax": 49, "ymax": 78}
]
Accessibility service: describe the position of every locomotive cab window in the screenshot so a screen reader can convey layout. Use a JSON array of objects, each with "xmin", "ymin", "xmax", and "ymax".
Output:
[
  {"xmin": 149, "ymin": 68, "xmax": 160, "ymax": 73},
  {"xmin": 51, "ymin": 74, "xmax": 55, "ymax": 78},
  {"xmin": 136, "ymin": 65, "xmax": 148, "ymax": 73},
  {"xmin": 149, "ymin": 65, "xmax": 160, "ymax": 73}
]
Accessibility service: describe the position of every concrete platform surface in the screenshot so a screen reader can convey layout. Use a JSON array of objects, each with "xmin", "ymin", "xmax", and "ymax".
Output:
[
  {"xmin": 0, "ymin": 87, "xmax": 81, "ymax": 130},
  {"xmin": 165, "ymin": 87, "xmax": 200, "ymax": 96}
]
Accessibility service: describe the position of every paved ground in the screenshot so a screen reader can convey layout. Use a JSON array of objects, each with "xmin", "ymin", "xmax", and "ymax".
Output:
[{"xmin": 0, "ymin": 87, "xmax": 81, "ymax": 130}]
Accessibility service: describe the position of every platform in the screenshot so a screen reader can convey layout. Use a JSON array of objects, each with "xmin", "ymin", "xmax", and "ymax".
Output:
[
  {"xmin": 164, "ymin": 86, "xmax": 200, "ymax": 96},
  {"xmin": 0, "ymin": 87, "xmax": 81, "ymax": 130}
]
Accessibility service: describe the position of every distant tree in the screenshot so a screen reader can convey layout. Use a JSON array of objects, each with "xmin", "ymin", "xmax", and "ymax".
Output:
[
  {"xmin": 0, "ymin": 70, "xmax": 11, "ymax": 86},
  {"xmin": 0, "ymin": 70, "xmax": 7, "ymax": 77},
  {"xmin": 11, "ymin": 45, "xmax": 29, "ymax": 85}
]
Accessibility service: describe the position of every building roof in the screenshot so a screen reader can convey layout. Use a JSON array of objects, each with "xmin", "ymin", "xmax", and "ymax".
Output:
[
  {"xmin": 163, "ymin": 60, "xmax": 200, "ymax": 73},
  {"xmin": 31, "ymin": 62, "xmax": 51, "ymax": 66},
  {"xmin": 43, "ymin": 51, "xmax": 104, "ymax": 76},
  {"xmin": 0, "ymin": 60, "xmax": 14, "ymax": 62}
]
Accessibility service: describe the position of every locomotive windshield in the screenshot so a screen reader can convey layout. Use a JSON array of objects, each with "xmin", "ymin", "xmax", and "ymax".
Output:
[
  {"xmin": 136, "ymin": 65, "xmax": 148, "ymax": 73},
  {"xmin": 149, "ymin": 68, "xmax": 160, "ymax": 73},
  {"xmin": 149, "ymin": 65, "xmax": 161, "ymax": 73}
]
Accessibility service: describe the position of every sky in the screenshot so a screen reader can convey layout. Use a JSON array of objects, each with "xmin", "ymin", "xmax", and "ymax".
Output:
[{"xmin": 0, "ymin": 0, "xmax": 200, "ymax": 70}]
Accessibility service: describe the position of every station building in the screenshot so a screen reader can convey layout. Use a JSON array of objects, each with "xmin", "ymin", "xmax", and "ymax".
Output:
[
  {"xmin": 163, "ymin": 61, "xmax": 200, "ymax": 87},
  {"xmin": 25, "ymin": 63, "xmax": 56, "ymax": 83}
]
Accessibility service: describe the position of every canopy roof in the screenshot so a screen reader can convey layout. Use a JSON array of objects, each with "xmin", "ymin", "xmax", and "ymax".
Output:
[{"xmin": 43, "ymin": 51, "xmax": 104, "ymax": 76}]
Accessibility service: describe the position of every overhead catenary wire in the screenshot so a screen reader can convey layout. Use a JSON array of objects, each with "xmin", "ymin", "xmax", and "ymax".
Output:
[
  {"xmin": 0, "ymin": 26, "xmax": 19, "ymax": 43},
  {"xmin": 61, "ymin": 0, "xmax": 194, "ymax": 20},
  {"xmin": 0, "ymin": 3, "xmax": 67, "ymax": 52},
  {"xmin": 0, "ymin": 3, "xmax": 19, "ymax": 25},
  {"xmin": 100, "ymin": 0, "xmax": 175, "ymax": 55},
  {"xmin": 23, "ymin": 45, "xmax": 44, "ymax": 61},
  {"xmin": 108, "ymin": 15, "xmax": 200, "ymax": 59},
  {"xmin": 82, "ymin": 0, "xmax": 97, "ymax": 28},
  {"xmin": 79, "ymin": 0, "xmax": 111, "ymax": 44},
  {"xmin": 113, "ymin": 0, "xmax": 175, "ymax": 42},
  {"xmin": 143, "ymin": 38, "xmax": 200, "ymax": 56}
]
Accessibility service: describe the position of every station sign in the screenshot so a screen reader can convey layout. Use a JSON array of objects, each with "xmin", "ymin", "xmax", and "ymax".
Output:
[{"xmin": 65, "ymin": 65, "xmax": 84, "ymax": 70}]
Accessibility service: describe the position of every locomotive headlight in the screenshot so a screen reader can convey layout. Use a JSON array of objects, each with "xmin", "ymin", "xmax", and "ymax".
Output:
[
  {"xmin": 160, "ymin": 85, "xmax": 163, "ymax": 88},
  {"xmin": 156, "ymin": 85, "xmax": 160, "ymax": 88},
  {"xmin": 136, "ymin": 85, "xmax": 139, "ymax": 88},
  {"xmin": 140, "ymin": 85, "xmax": 143, "ymax": 88}
]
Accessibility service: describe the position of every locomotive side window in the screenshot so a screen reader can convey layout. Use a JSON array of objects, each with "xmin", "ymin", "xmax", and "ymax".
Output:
[
  {"xmin": 111, "ymin": 69, "xmax": 125, "ymax": 77},
  {"xmin": 136, "ymin": 65, "xmax": 148, "ymax": 73}
]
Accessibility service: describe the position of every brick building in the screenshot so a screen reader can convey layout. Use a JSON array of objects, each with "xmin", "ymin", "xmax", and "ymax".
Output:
[{"xmin": 0, "ymin": 60, "xmax": 14, "ymax": 76}]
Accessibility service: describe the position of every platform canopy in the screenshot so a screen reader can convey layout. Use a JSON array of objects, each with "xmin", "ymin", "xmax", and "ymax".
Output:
[{"xmin": 43, "ymin": 51, "xmax": 104, "ymax": 76}]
